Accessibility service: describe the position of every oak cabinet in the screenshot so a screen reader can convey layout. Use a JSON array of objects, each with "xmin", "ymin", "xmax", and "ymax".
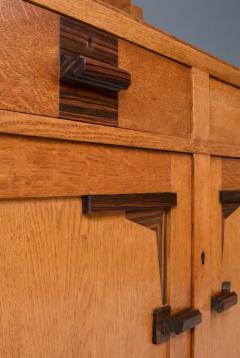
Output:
[{"xmin": 0, "ymin": 0, "xmax": 240, "ymax": 357}]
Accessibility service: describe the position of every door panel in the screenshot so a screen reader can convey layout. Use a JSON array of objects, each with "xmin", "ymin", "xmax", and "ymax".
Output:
[
  {"xmin": 0, "ymin": 197, "xmax": 165, "ymax": 357},
  {"xmin": 0, "ymin": 148, "xmax": 192, "ymax": 357},
  {"xmin": 210, "ymin": 158, "xmax": 240, "ymax": 358},
  {"xmin": 211, "ymin": 207, "xmax": 240, "ymax": 358}
]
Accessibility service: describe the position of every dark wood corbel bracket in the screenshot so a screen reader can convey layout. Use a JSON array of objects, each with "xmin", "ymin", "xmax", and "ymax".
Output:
[
  {"xmin": 220, "ymin": 190, "xmax": 240, "ymax": 219},
  {"xmin": 82, "ymin": 192, "xmax": 177, "ymax": 305},
  {"xmin": 220, "ymin": 190, "xmax": 240, "ymax": 256}
]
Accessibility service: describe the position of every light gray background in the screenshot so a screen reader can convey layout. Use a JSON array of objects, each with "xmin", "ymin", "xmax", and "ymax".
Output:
[{"xmin": 134, "ymin": 0, "xmax": 240, "ymax": 68}]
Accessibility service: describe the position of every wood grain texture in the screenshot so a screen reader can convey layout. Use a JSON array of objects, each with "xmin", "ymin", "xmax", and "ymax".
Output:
[
  {"xmin": 192, "ymin": 155, "xmax": 211, "ymax": 358},
  {"xmin": 60, "ymin": 82, "xmax": 118, "ymax": 126},
  {"xmin": 82, "ymin": 192, "xmax": 177, "ymax": 214},
  {"xmin": 168, "ymin": 155, "xmax": 192, "ymax": 358},
  {"xmin": 0, "ymin": 197, "xmax": 166, "ymax": 357},
  {"xmin": 25, "ymin": 0, "xmax": 240, "ymax": 88},
  {"xmin": 210, "ymin": 79, "xmax": 240, "ymax": 146},
  {"xmin": 211, "ymin": 205, "xmax": 240, "ymax": 358},
  {"xmin": 61, "ymin": 54, "xmax": 131, "ymax": 92},
  {"xmin": 0, "ymin": 0, "xmax": 59, "ymax": 116},
  {"xmin": 119, "ymin": 41, "xmax": 192, "ymax": 138},
  {"xmin": 2, "ymin": 110, "xmax": 240, "ymax": 158},
  {"xmin": 222, "ymin": 159, "xmax": 240, "ymax": 189},
  {"xmin": 60, "ymin": 16, "xmax": 121, "ymax": 126},
  {"xmin": 0, "ymin": 134, "xmax": 171, "ymax": 199},
  {"xmin": 191, "ymin": 69, "xmax": 210, "ymax": 141}
]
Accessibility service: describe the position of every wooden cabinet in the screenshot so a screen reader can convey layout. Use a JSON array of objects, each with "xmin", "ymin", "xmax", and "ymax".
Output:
[{"xmin": 0, "ymin": 0, "xmax": 240, "ymax": 357}]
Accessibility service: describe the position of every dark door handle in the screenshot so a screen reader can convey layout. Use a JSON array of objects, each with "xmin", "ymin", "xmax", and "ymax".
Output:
[
  {"xmin": 153, "ymin": 305, "xmax": 202, "ymax": 344},
  {"xmin": 60, "ymin": 53, "xmax": 131, "ymax": 92},
  {"xmin": 211, "ymin": 282, "xmax": 238, "ymax": 313}
]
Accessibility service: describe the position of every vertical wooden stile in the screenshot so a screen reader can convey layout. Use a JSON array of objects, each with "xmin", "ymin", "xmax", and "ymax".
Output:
[{"xmin": 191, "ymin": 68, "xmax": 211, "ymax": 358}]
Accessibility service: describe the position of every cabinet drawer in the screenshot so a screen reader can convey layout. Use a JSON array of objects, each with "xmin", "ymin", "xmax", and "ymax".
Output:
[
  {"xmin": 0, "ymin": 0, "xmax": 192, "ymax": 140},
  {"xmin": 119, "ymin": 41, "xmax": 192, "ymax": 138}
]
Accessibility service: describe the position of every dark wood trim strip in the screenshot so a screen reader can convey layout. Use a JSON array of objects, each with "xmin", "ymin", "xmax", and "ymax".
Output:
[
  {"xmin": 82, "ymin": 192, "xmax": 177, "ymax": 215},
  {"xmin": 220, "ymin": 190, "xmax": 240, "ymax": 219}
]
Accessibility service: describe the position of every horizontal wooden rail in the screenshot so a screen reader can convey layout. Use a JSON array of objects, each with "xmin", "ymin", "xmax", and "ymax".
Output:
[{"xmin": 1, "ymin": 110, "xmax": 240, "ymax": 158}]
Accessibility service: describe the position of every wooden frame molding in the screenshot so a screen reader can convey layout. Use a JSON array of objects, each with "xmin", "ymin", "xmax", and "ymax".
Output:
[
  {"xmin": 220, "ymin": 191, "xmax": 240, "ymax": 219},
  {"xmin": 2, "ymin": 111, "xmax": 240, "ymax": 159},
  {"xmin": 83, "ymin": 192, "xmax": 177, "ymax": 304}
]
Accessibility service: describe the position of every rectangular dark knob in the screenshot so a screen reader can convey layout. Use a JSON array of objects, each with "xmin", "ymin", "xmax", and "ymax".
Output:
[
  {"xmin": 211, "ymin": 291, "xmax": 238, "ymax": 313},
  {"xmin": 61, "ymin": 53, "xmax": 131, "ymax": 92},
  {"xmin": 169, "ymin": 308, "xmax": 202, "ymax": 335},
  {"xmin": 153, "ymin": 305, "xmax": 202, "ymax": 344}
]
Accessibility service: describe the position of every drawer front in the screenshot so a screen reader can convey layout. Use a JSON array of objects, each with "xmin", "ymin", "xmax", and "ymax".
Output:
[
  {"xmin": 119, "ymin": 41, "xmax": 192, "ymax": 138},
  {"xmin": 0, "ymin": 0, "xmax": 59, "ymax": 117},
  {"xmin": 210, "ymin": 79, "xmax": 240, "ymax": 146}
]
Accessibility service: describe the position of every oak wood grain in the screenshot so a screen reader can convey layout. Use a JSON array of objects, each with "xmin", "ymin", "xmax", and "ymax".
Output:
[
  {"xmin": 119, "ymin": 40, "xmax": 192, "ymax": 138},
  {"xmin": 191, "ymin": 69, "xmax": 210, "ymax": 141},
  {"xmin": 0, "ymin": 134, "xmax": 171, "ymax": 199},
  {"xmin": 25, "ymin": 0, "xmax": 240, "ymax": 88},
  {"xmin": 210, "ymin": 79, "xmax": 240, "ymax": 146},
  {"xmin": 0, "ymin": 197, "xmax": 166, "ymax": 357},
  {"xmin": 192, "ymin": 155, "xmax": 211, "ymax": 358},
  {"xmin": 222, "ymin": 159, "xmax": 240, "ymax": 189},
  {"xmin": 0, "ymin": 0, "xmax": 59, "ymax": 116},
  {"xmin": 2, "ymin": 111, "xmax": 240, "ymax": 158},
  {"xmin": 211, "ymin": 202, "xmax": 240, "ymax": 358},
  {"xmin": 168, "ymin": 154, "xmax": 192, "ymax": 358}
]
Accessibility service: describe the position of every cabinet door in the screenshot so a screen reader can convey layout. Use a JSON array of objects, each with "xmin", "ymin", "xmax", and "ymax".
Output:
[
  {"xmin": 210, "ymin": 158, "xmax": 240, "ymax": 358},
  {"xmin": 0, "ymin": 135, "xmax": 192, "ymax": 357}
]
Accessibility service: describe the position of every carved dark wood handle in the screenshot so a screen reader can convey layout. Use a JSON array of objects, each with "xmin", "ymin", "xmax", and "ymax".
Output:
[
  {"xmin": 153, "ymin": 305, "xmax": 202, "ymax": 344},
  {"xmin": 211, "ymin": 282, "xmax": 238, "ymax": 313},
  {"xmin": 60, "ymin": 53, "xmax": 131, "ymax": 92}
]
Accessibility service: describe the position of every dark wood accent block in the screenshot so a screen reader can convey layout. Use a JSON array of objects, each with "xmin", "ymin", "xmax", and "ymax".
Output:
[
  {"xmin": 220, "ymin": 191, "xmax": 240, "ymax": 218},
  {"xmin": 60, "ymin": 15, "xmax": 127, "ymax": 126},
  {"xmin": 60, "ymin": 16, "xmax": 118, "ymax": 66},
  {"xmin": 60, "ymin": 83, "xmax": 118, "ymax": 126},
  {"xmin": 82, "ymin": 192, "xmax": 177, "ymax": 214},
  {"xmin": 61, "ymin": 54, "xmax": 131, "ymax": 92}
]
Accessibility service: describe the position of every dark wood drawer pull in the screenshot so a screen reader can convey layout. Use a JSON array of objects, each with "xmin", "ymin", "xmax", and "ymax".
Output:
[
  {"xmin": 211, "ymin": 282, "xmax": 238, "ymax": 313},
  {"xmin": 153, "ymin": 305, "xmax": 202, "ymax": 344},
  {"xmin": 60, "ymin": 53, "xmax": 131, "ymax": 92}
]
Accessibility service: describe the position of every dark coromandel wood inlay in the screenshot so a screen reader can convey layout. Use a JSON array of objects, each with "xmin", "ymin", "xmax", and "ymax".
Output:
[
  {"xmin": 60, "ymin": 15, "xmax": 131, "ymax": 126},
  {"xmin": 82, "ymin": 192, "xmax": 177, "ymax": 304}
]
